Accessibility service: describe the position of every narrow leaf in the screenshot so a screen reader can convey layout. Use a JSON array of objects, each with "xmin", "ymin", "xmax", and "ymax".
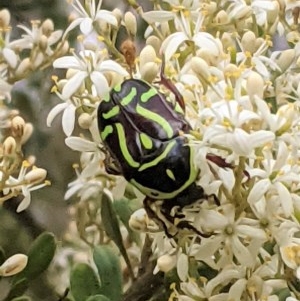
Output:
[{"xmin": 101, "ymin": 193, "xmax": 134, "ymax": 279}]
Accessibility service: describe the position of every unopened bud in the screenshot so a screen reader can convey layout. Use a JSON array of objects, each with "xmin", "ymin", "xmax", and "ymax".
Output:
[
  {"xmin": 241, "ymin": 31, "xmax": 257, "ymax": 53},
  {"xmin": 140, "ymin": 45, "xmax": 157, "ymax": 67},
  {"xmin": 191, "ymin": 57, "xmax": 210, "ymax": 79},
  {"xmin": 0, "ymin": 9, "xmax": 10, "ymax": 28},
  {"xmin": 41, "ymin": 19, "xmax": 54, "ymax": 36},
  {"xmin": 112, "ymin": 8, "xmax": 122, "ymax": 26},
  {"xmin": 78, "ymin": 113, "xmax": 92, "ymax": 129},
  {"xmin": 221, "ymin": 32, "xmax": 235, "ymax": 50},
  {"xmin": 234, "ymin": 5, "xmax": 251, "ymax": 19},
  {"xmin": 129, "ymin": 208, "xmax": 148, "ymax": 232},
  {"xmin": 0, "ymin": 254, "xmax": 28, "ymax": 276},
  {"xmin": 215, "ymin": 10, "xmax": 229, "ymax": 24},
  {"xmin": 140, "ymin": 62, "xmax": 159, "ymax": 83},
  {"xmin": 21, "ymin": 123, "xmax": 34, "ymax": 145},
  {"xmin": 276, "ymin": 49, "xmax": 295, "ymax": 72},
  {"xmin": 24, "ymin": 168, "xmax": 47, "ymax": 184},
  {"xmin": 15, "ymin": 58, "xmax": 31, "ymax": 78},
  {"xmin": 247, "ymin": 71, "xmax": 264, "ymax": 100},
  {"xmin": 267, "ymin": 2, "xmax": 279, "ymax": 24},
  {"xmin": 120, "ymin": 39, "xmax": 136, "ymax": 69},
  {"xmin": 3, "ymin": 136, "xmax": 16, "ymax": 155},
  {"xmin": 124, "ymin": 12, "xmax": 137, "ymax": 36},
  {"xmin": 157, "ymin": 254, "xmax": 176, "ymax": 273},
  {"xmin": 146, "ymin": 35, "xmax": 161, "ymax": 54},
  {"xmin": 11, "ymin": 116, "xmax": 25, "ymax": 137},
  {"xmin": 39, "ymin": 35, "xmax": 49, "ymax": 51}
]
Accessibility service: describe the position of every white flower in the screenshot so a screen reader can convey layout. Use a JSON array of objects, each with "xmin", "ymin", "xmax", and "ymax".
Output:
[
  {"xmin": 63, "ymin": 0, "xmax": 117, "ymax": 38},
  {"xmin": 2, "ymin": 161, "xmax": 49, "ymax": 212},
  {"xmin": 247, "ymin": 141, "xmax": 299, "ymax": 218},
  {"xmin": 53, "ymin": 49, "xmax": 128, "ymax": 99},
  {"xmin": 194, "ymin": 204, "xmax": 267, "ymax": 269},
  {"xmin": 10, "ymin": 20, "xmax": 62, "ymax": 55}
]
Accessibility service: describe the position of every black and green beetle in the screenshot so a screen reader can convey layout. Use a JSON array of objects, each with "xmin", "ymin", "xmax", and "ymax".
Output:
[{"xmin": 97, "ymin": 61, "xmax": 221, "ymax": 235}]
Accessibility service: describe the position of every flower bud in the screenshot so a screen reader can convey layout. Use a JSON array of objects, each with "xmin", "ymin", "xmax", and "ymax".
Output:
[
  {"xmin": 15, "ymin": 58, "xmax": 32, "ymax": 78},
  {"xmin": 191, "ymin": 57, "xmax": 210, "ymax": 79},
  {"xmin": 241, "ymin": 31, "xmax": 257, "ymax": 53},
  {"xmin": 276, "ymin": 49, "xmax": 295, "ymax": 72},
  {"xmin": 129, "ymin": 208, "xmax": 148, "ymax": 232},
  {"xmin": 21, "ymin": 123, "xmax": 34, "ymax": 145},
  {"xmin": 39, "ymin": 35, "xmax": 49, "ymax": 51},
  {"xmin": 124, "ymin": 12, "xmax": 137, "ymax": 36},
  {"xmin": 11, "ymin": 116, "xmax": 25, "ymax": 137},
  {"xmin": 0, "ymin": 254, "xmax": 28, "ymax": 276},
  {"xmin": 78, "ymin": 113, "xmax": 92, "ymax": 129},
  {"xmin": 112, "ymin": 8, "xmax": 123, "ymax": 26},
  {"xmin": 247, "ymin": 71, "xmax": 264, "ymax": 99},
  {"xmin": 24, "ymin": 168, "xmax": 47, "ymax": 184},
  {"xmin": 41, "ymin": 18, "xmax": 54, "ymax": 36},
  {"xmin": 140, "ymin": 62, "xmax": 159, "ymax": 83},
  {"xmin": 156, "ymin": 254, "xmax": 176, "ymax": 273},
  {"xmin": 0, "ymin": 9, "xmax": 10, "ymax": 28},
  {"xmin": 221, "ymin": 32, "xmax": 234, "ymax": 48},
  {"xmin": 3, "ymin": 136, "xmax": 16, "ymax": 155},
  {"xmin": 146, "ymin": 35, "xmax": 161, "ymax": 54},
  {"xmin": 215, "ymin": 10, "xmax": 229, "ymax": 24},
  {"xmin": 140, "ymin": 45, "xmax": 157, "ymax": 67}
]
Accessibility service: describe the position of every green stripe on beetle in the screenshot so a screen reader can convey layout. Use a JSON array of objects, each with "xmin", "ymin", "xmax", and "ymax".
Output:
[
  {"xmin": 138, "ymin": 140, "xmax": 176, "ymax": 171},
  {"xmin": 115, "ymin": 123, "xmax": 140, "ymax": 168},
  {"xmin": 131, "ymin": 145, "xmax": 198, "ymax": 199},
  {"xmin": 121, "ymin": 87, "xmax": 137, "ymax": 106},
  {"xmin": 136, "ymin": 104, "xmax": 173, "ymax": 139},
  {"xmin": 101, "ymin": 125, "xmax": 113, "ymax": 141},
  {"xmin": 102, "ymin": 106, "xmax": 120, "ymax": 119},
  {"xmin": 140, "ymin": 133, "xmax": 153, "ymax": 150},
  {"xmin": 141, "ymin": 87, "xmax": 157, "ymax": 102}
]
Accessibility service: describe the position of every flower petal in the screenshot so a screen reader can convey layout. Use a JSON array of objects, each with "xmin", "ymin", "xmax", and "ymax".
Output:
[
  {"xmin": 96, "ymin": 10, "xmax": 118, "ymax": 26},
  {"xmin": 160, "ymin": 32, "xmax": 188, "ymax": 61},
  {"xmin": 53, "ymin": 56, "xmax": 81, "ymax": 69},
  {"xmin": 65, "ymin": 136, "xmax": 97, "ymax": 152},
  {"xmin": 98, "ymin": 60, "xmax": 129, "ymax": 76},
  {"xmin": 90, "ymin": 71, "xmax": 109, "ymax": 97},
  {"xmin": 47, "ymin": 102, "xmax": 68, "ymax": 127},
  {"xmin": 80, "ymin": 18, "xmax": 93, "ymax": 35},
  {"xmin": 62, "ymin": 104, "xmax": 76, "ymax": 136},
  {"xmin": 62, "ymin": 71, "xmax": 87, "ymax": 100}
]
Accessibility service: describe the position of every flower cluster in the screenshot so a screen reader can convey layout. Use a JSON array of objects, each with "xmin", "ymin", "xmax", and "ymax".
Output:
[
  {"xmin": 47, "ymin": 0, "xmax": 300, "ymax": 300},
  {"xmin": 0, "ymin": 8, "xmax": 64, "ymax": 211}
]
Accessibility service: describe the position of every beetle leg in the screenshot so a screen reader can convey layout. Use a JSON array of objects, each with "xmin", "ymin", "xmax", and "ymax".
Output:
[
  {"xmin": 103, "ymin": 152, "xmax": 122, "ymax": 175},
  {"xmin": 143, "ymin": 197, "xmax": 175, "ymax": 237},
  {"xmin": 158, "ymin": 56, "xmax": 186, "ymax": 112},
  {"xmin": 206, "ymin": 153, "xmax": 250, "ymax": 181}
]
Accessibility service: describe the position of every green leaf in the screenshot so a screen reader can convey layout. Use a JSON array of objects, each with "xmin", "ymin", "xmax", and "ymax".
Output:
[
  {"xmin": 16, "ymin": 232, "xmax": 56, "ymax": 280},
  {"xmin": 113, "ymin": 198, "xmax": 141, "ymax": 246},
  {"xmin": 93, "ymin": 245, "xmax": 122, "ymax": 301},
  {"xmin": 101, "ymin": 193, "xmax": 124, "ymax": 251},
  {"xmin": 70, "ymin": 263, "xmax": 101, "ymax": 301},
  {"xmin": 101, "ymin": 193, "xmax": 133, "ymax": 279},
  {"xmin": 11, "ymin": 297, "xmax": 31, "ymax": 301},
  {"xmin": 86, "ymin": 295, "xmax": 111, "ymax": 301},
  {"xmin": 4, "ymin": 278, "xmax": 29, "ymax": 301}
]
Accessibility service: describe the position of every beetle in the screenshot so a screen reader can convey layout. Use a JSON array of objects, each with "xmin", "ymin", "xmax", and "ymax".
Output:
[{"xmin": 97, "ymin": 59, "xmax": 223, "ymax": 235}]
